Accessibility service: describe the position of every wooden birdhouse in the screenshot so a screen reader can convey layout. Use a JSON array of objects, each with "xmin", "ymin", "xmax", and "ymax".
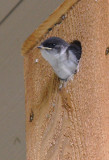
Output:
[{"xmin": 22, "ymin": 0, "xmax": 109, "ymax": 159}]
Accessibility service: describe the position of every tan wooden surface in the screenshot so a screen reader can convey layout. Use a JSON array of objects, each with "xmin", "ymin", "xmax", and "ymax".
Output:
[{"xmin": 23, "ymin": 0, "xmax": 109, "ymax": 159}]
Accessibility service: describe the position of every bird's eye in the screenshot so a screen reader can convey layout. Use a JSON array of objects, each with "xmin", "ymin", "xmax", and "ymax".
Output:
[
  {"xmin": 49, "ymin": 43, "xmax": 56, "ymax": 48},
  {"xmin": 52, "ymin": 43, "xmax": 56, "ymax": 46}
]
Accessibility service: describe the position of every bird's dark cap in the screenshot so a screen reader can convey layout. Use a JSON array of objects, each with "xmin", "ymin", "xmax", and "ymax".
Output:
[{"xmin": 40, "ymin": 37, "xmax": 68, "ymax": 49}]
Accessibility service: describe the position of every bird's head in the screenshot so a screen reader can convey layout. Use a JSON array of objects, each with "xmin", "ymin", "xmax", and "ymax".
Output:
[{"xmin": 37, "ymin": 37, "xmax": 69, "ymax": 57}]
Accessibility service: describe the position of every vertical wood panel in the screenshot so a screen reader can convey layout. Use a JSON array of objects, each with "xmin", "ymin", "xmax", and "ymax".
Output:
[{"xmin": 23, "ymin": 0, "xmax": 109, "ymax": 159}]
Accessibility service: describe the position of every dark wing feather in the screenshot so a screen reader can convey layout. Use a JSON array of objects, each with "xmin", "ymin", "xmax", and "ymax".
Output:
[{"xmin": 67, "ymin": 40, "xmax": 82, "ymax": 61}]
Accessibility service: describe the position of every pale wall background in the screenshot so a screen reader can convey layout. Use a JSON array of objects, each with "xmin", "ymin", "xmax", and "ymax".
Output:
[{"xmin": 0, "ymin": 0, "xmax": 64, "ymax": 159}]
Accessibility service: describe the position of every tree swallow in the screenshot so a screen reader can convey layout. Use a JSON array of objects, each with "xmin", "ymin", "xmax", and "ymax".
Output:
[{"xmin": 37, "ymin": 37, "xmax": 82, "ymax": 87}]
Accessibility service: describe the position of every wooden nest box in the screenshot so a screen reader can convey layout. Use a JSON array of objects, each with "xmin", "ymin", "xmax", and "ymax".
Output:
[{"xmin": 22, "ymin": 0, "xmax": 109, "ymax": 159}]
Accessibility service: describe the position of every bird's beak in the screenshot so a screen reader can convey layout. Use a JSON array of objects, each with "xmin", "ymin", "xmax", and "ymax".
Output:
[{"xmin": 37, "ymin": 46, "xmax": 52, "ymax": 50}]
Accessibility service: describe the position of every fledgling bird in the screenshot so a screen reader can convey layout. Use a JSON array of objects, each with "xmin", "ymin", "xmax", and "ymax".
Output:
[{"xmin": 37, "ymin": 37, "xmax": 82, "ymax": 88}]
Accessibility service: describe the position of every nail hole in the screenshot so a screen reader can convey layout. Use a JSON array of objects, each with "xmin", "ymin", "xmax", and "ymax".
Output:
[
  {"xmin": 105, "ymin": 47, "xmax": 109, "ymax": 55},
  {"xmin": 48, "ymin": 28, "xmax": 52, "ymax": 31},
  {"xmin": 30, "ymin": 109, "xmax": 34, "ymax": 122}
]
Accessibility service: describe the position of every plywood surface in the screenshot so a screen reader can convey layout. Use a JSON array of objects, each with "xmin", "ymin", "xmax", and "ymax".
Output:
[{"xmin": 23, "ymin": 0, "xmax": 109, "ymax": 159}]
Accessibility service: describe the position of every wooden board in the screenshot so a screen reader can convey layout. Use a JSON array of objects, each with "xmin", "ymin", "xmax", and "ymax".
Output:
[{"xmin": 23, "ymin": 0, "xmax": 109, "ymax": 159}]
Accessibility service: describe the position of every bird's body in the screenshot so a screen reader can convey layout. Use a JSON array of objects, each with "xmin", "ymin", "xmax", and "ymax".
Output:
[{"xmin": 38, "ymin": 37, "xmax": 82, "ymax": 81}]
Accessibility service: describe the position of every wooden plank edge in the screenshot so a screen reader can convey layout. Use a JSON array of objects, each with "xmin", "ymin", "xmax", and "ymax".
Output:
[{"xmin": 21, "ymin": 0, "xmax": 80, "ymax": 56}]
